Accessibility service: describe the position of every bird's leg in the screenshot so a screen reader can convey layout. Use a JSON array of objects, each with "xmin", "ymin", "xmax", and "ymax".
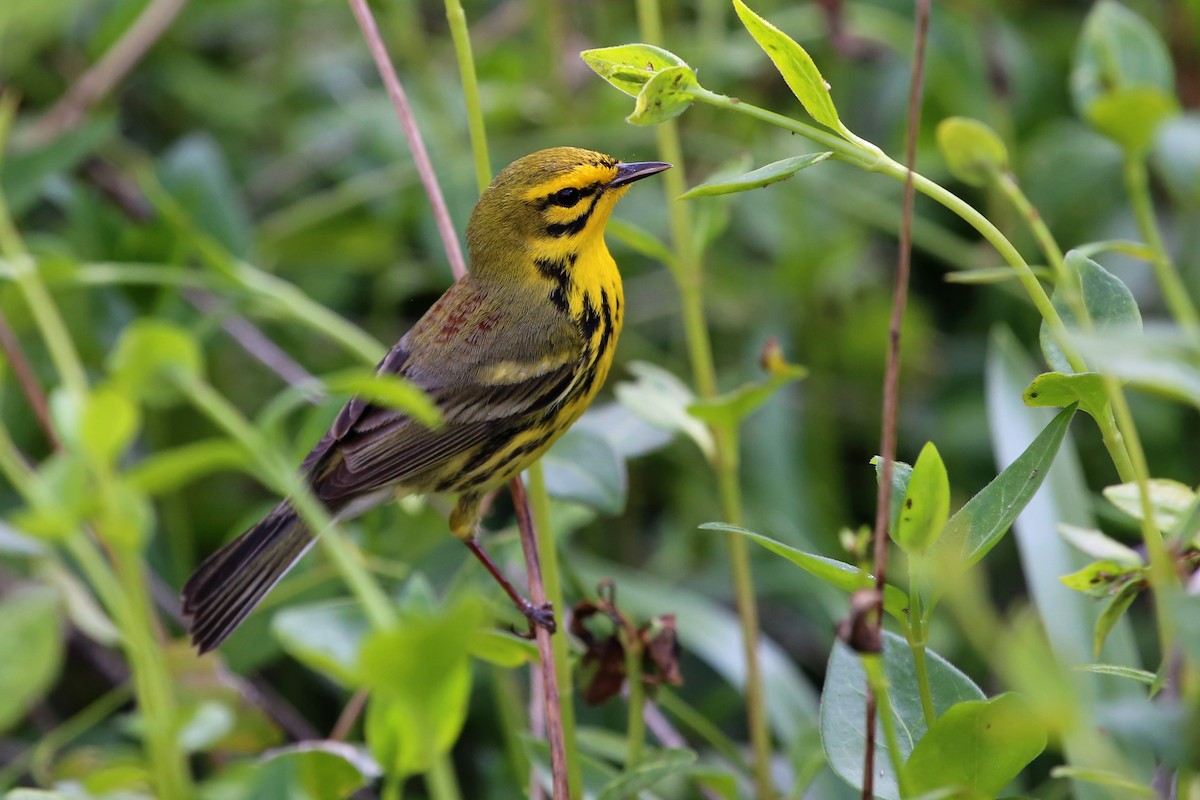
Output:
[{"xmin": 451, "ymin": 495, "xmax": 556, "ymax": 636}]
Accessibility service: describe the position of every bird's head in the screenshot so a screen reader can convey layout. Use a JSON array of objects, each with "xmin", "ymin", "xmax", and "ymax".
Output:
[{"xmin": 466, "ymin": 147, "xmax": 670, "ymax": 274}]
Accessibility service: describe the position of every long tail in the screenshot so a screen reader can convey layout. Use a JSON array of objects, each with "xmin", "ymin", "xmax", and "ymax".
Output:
[{"xmin": 181, "ymin": 502, "xmax": 314, "ymax": 653}]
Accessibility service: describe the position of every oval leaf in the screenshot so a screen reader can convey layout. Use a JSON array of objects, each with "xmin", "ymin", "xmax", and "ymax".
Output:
[
  {"xmin": 1023, "ymin": 371, "xmax": 1109, "ymax": 421},
  {"xmin": 108, "ymin": 319, "xmax": 204, "ymax": 407},
  {"xmin": 821, "ymin": 630, "xmax": 986, "ymax": 800},
  {"xmin": 1102, "ymin": 478, "xmax": 1196, "ymax": 531},
  {"xmin": 905, "ymin": 694, "xmax": 1048, "ymax": 798},
  {"xmin": 540, "ymin": 427, "xmax": 627, "ymax": 514},
  {"xmin": 627, "ymin": 65, "xmax": 698, "ymax": 126},
  {"xmin": 581, "ymin": 43, "xmax": 690, "ymax": 98},
  {"xmin": 1041, "ymin": 251, "xmax": 1143, "ymax": 373},
  {"xmin": 896, "ymin": 442, "xmax": 950, "ymax": 555},
  {"xmin": 936, "ymin": 117, "xmax": 1009, "ymax": 187},
  {"xmin": 733, "ymin": 0, "xmax": 844, "ymax": 134},
  {"xmin": 1071, "ymin": 1, "xmax": 1175, "ymax": 114},
  {"xmin": 596, "ymin": 749, "xmax": 698, "ymax": 800},
  {"xmin": 679, "ymin": 153, "xmax": 833, "ymax": 199},
  {"xmin": 1085, "ymin": 86, "xmax": 1179, "ymax": 154}
]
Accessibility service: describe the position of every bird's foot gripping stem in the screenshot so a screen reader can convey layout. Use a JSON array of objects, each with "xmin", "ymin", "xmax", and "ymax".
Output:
[{"xmin": 464, "ymin": 537, "xmax": 557, "ymax": 636}]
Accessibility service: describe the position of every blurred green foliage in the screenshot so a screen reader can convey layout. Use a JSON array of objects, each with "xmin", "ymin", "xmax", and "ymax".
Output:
[{"xmin": 1, "ymin": 0, "xmax": 1199, "ymax": 798}]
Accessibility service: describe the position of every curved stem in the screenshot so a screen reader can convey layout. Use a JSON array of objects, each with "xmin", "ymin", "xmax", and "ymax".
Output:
[{"xmin": 1124, "ymin": 154, "xmax": 1199, "ymax": 338}]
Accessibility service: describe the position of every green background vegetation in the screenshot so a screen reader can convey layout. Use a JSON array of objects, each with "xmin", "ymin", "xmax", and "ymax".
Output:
[{"xmin": 1, "ymin": 0, "xmax": 1199, "ymax": 798}]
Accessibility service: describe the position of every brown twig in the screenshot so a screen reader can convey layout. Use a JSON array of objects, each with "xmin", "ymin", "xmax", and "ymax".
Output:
[
  {"xmin": 0, "ymin": 312, "xmax": 58, "ymax": 449},
  {"xmin": 330, "ymin": 689, "xmax": 370, "ymax": 742},
  {"xmin": 862, "ymin": 0, "xmax": 931, "ymax": 798},
  {"xmin": 27, "ymin": 0, "xmax": 189, "ymax": 147},
  {"xmin": 510, "ymin": 477, "xmax": 569, "ymax": 800},
  {"xmin": 345, "ymin": 0, "xmax": 467, "ymax": 281}
]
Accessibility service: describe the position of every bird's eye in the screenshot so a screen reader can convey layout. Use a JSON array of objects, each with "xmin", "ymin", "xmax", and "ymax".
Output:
[{"xmin": 551, "ymin": 187, "xmax": 581, "ymax": 208}]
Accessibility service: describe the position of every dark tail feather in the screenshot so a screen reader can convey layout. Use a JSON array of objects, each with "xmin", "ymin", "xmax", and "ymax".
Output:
[{"xmin": 182, "ymin": 503, "xmax": 314, "ymax": 653}]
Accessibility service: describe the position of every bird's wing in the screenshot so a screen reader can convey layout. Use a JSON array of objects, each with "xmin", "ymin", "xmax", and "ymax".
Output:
[{"xmin": 303, "ymin": 278, "xmax": 583, "ymax": 507}]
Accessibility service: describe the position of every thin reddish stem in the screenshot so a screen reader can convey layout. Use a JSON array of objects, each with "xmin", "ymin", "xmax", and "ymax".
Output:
[{"xmin": 863, "ymin": 0, "xmax": 932, "ymax": 797}]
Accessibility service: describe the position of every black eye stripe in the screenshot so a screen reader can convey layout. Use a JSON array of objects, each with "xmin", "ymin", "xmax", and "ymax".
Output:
[{"xmin": 543, "ymin": 182, "xmax": 601, "ymax": 209}]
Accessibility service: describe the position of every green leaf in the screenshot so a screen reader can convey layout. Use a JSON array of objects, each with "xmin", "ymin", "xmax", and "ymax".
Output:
[
  {"xmin": 261, "ymin": 741, "xmax": 381, "ymax": 799},
  {"xmin": 360, "ymin": 597, "xmax": 483, "ymax": 777},
  {"xmin": 580, "ymin": 44, "xmax": 691, "ymax": 97},
  {"xmin": 108, "ymin": 319, "xmax": 204, "ymax": 407},
  {"xmin": 1072, "ymin": 326, "xmax": 1200, "ymax": 409},
  {"xmin": 615, "ymin": 361, "xmax": 714, "ymax": 460},
  {"xmin": 468, "ymin": 630, "xmax": 537, "ymax": 668},
  {"xmin": 934, "ymin": 404, "xmax": 1077, "ymax": 568},
  {"xmin": 1073, "ymin": 663, "xmax": 1156, "ymax": 685},
  {"xmin": 945, "ymin": 266, "xmax": 1053, "ymax": 285},
  {"xmin": 606, "ymin": 218, "xmax": 677, "ymax": 267},
  {"xmin": 821, "ymin": 630, "xmax": 986, "ymax": 800},
  {"xmin": 905, "ymin": 694, "xmax": 1047, "ymax": 799},
  {"xmin": 895, "ymin": 442, "xmax": 950, "ymax": 555},
  {"xmin": 1102, "ymin": 479, "xmax": 1196, "ymax": 531},
  {"xmin": 687, "ymin": 358, "xmax": 806, "ymax": 430},
  {"xmin": 596, "ymin": 749, "xmax": 698, "ymax": 800},
  {"xmin": 124, "ymin": 439, "xmax": 250, "ymax": 495},
  {"xmin": 272, "ymin": 600, "xmax": 370, "ymax": 687},
  {"xmin": 50, "ymin": 387, "xmax": 139, "ymax": 465},
  {"xmin": 1071, "ymin": 1, "xmax": 1175, "ymax": 145},
  {"xmin": 1041, "ymin": 251, "xmax": 1142, "ymax": 374},
  {"xmin": 701, "ymin": 523, "xmax": 907, "ymax": 621},
  {"xmin": 679, "ymin": 153, "xmax": 833, "ymax": 199},
  {"xmin": 40, "ymin": 560, "xmax": 119, "ymax": 645},
  {"xmin": 871, "ymin": 456, "xmax": 913, "ymax": 538},
  {"xmin": 0, "ymin": 586, "xmax": 64, "ymax": 732},
  {"xmin": 1023, "ymin": 371, "xmax": 1109, "ymax": 421},
  {"xmin": 541, "ymin": 427, "xmax": 626, "ymax": 514},
  {"xmin": 627, "ymin": 65, "xmax": 698, "ymax": 126},
  {"xmin": 1, "ymin": 116, "xmax": 117, "ymax": 216},
  {"xmin": 1093, "ymin": 581, "xmax": 1140, "ymax": 657},
  {"xmin": 1057, "ymin": 524, "xmax": 1143, "ymax": 566},
  {"xmin": 1059, "ymin": 559, "xmax": 1144, "ymax": 598},
  {"xmin": 732, "ymin": 0, "xmax": 844, "ymax": 134},
  {"xmin": 936, "ymin": 117, "xmax": 1009, "ymax": 187},
  {"xmin": 322, "ymin": 368, "xmax": 442, "ymax": 429},
  {"xmin": 79, "ymin": 386, "xmax": 141, "ymax": 464},
  {"xmin": 1085, "ymin": 86, "xmax": 1179, "ymax": 153}
]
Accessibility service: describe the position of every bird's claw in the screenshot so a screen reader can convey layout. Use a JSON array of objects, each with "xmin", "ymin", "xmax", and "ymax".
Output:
[{"xmin": 512, "ymin": 601, "xmax": 556, "ymax": 639}]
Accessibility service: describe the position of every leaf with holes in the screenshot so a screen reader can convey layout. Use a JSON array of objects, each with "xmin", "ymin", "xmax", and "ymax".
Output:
[{"xmin": 581, "ymin": 44, "xmax": 691, "ymax": 97}]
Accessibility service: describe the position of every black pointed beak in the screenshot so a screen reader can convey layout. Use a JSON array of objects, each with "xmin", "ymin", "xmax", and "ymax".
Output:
[{"xmin": 609, "ymin": 160, "xmax": 672, "ymax": 188}]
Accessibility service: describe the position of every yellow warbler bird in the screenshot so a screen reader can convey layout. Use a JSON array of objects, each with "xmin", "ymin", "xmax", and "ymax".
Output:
[{"xmin": 182, "ymin": 147, "xmax": 669, "ymax": 652}]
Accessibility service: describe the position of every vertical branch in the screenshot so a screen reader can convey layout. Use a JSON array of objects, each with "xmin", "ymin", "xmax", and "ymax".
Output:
[
  {"xmin": 633, "ymin": 1, "xmax": 772, "ymax": 796},
  {"xmin": 862, "ymin": 1, "xmax": 931, "ymax": 797},
  {"xmin": 345, "ymin": 0, "xmax": 467, "ymax": 280},
  {"xmin": 510, "ymin": 477, "xmax": 571, "ymax": 800}
]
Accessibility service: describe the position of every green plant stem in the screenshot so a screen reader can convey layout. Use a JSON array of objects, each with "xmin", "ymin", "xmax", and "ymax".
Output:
[
  {"xmin": 527, "ymin": 462, "xmax": 581, "ymax": 798},
  {"xmin": 183, "ymin": 376, "xmax": 397, "ymax": 631},
  {"xmin": 424, "ymin": 755, "xmax": 464, "ymax": 800},
  {"xmin": 861, "ymin": 654, "xmax": 910, "ymax": 799},
  {"xmin": 906, "ymin": 584, "xmax": 936, "ymax": 728},
  {"xmin": 1124, "ymin": 154, "xmax": 1199, "ymax": 338},
  {"xmin": 444, "ymin": 0, "xmax": 491, "ymax": 193},
  {"xmin": 64, "ymin": 534, "xmax": 193, "ymax": 799},
  {"xmin": 623, "ymin": 633, "xmax": 646, "ymax": 771},
  {"xmin": 489, "ymin": 666, "xmax": 532, "ymax": 786},
  {"xmin": 993, "ymin": 170, "xmax": 1176, "ymax": 652},
  {"xmin": 994, "ymin": 172, "xmax": 1072, "ymax": 296},
  {"xmin": 690, "ymin": 88, "xmax": 1088, "ymax": 376},
  {"xmin": 636, "ymin": 8, "xmax": 772, "ymax": 798}
]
